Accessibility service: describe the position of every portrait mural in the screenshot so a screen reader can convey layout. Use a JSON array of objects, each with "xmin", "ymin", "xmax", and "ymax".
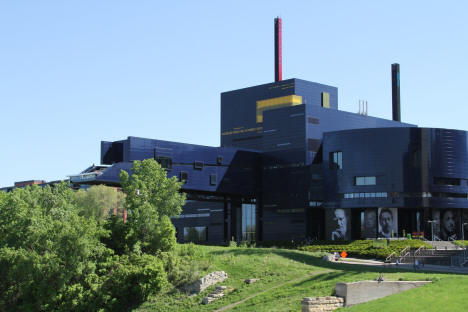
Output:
[
  {"xmin": 326, "ymin": 208, "xmax": 351, "ymax": 240},
  {"xmin": 378, "ymin": 208, "xmax": 398, "ymax": 238},
  {"xmin": 463, "ymin": 210, "xmax": 468, "ymax": 240},
  {"xmin": 364, "ymin": 209, "xmax": 377, "ymax": 238},
  {"xmin": 440, "ymin": 209, "xmax": 458, "ymax": 241}
]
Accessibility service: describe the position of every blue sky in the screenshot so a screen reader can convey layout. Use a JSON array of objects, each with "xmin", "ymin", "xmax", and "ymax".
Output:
[{"xmin": 1, "ymin": 1, "xmax": 467, "ymax": 187}]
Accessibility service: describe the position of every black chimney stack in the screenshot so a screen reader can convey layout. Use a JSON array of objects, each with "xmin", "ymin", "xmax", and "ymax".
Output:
[{"xmin": 391, "ymin": 63, "xmax": 401, "ymax": 122}]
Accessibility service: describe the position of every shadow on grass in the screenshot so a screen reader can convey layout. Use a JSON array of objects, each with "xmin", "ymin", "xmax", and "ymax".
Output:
[{"xmin": 291, "ymin": 271, "xmax": 345, "ymax": 288}]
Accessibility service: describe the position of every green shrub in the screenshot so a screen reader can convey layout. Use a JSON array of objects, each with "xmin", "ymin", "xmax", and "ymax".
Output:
[
  {"xmin": 101, "ymin": 254, "xmax": 167, "ymax": 311},
  {"xmin": 229, "ymin": 237, "xmax": 237, "ymax": 247},
  {"xmin": 0, "ymin": 182, "xmax": 174, "ymax": 312},
  {"xmin": 103, "ymin": 215, "xmax": 129, "ymax": 255},
  {"xmin": 453, "ymin": 240, "xmax": 468, "ymax": 248},
  {"xmin": 298, "ymin": 240, "xmax": 431, "ymax": 260}
]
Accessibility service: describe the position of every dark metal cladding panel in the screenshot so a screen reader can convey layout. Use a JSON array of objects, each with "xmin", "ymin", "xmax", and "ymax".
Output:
[
  {"xmin": 305, "ymin": 105, "xmax": 415, "ymax": 165},
  {"xmin": 295, "ymin": 79, "xmax": 338, "ymax": 110},
  {"xmin": 171, "ymin": 200, "xmax": 225, "ymax": 243},
  {"xmin": 220, "ymin": 79, "xmax": 296, "ymax": 149},
  {"xmin": 262, "ymin": 105, "xmax": 306, "ymax": 155},
  {"xmin": 322, "ymin": 127, "xmax": 468, "ymax": 210},
  {"xmin": 97, "ymin": 137, "xmax": 260, "ymax": 196},
  {"xmin": 101, "ymin": 141, "xmax": 124, "ymax": 165}
]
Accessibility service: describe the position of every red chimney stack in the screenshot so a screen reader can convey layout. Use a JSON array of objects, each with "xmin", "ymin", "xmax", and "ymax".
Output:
[{"xmin": 274, "ymin": 17, "xmax": 282, "ymax": 82}]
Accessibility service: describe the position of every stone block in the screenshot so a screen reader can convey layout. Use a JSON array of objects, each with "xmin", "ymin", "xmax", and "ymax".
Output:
[
  {"xmin": 335, "ymin": 280, "xmax": 431, "ymax": 307},
  {"xmin": 183, "ymin": 271, "xmax": 228, "ymax": 294}
]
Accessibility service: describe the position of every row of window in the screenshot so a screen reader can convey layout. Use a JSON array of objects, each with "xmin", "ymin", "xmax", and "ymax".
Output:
[
  {"xmin": 343, "ymin": 192, "xmax": 388, "ymax": 199},
  {"xmin": 154, "ymin": 155, "xmax": 224, "ymax": 170},
  {"xmin": 434, "ymin": 177, "xmax": 461, "ymax": 186},
  {"xmin": 309, "ymin": 201, "xmax": 323, "ymax": 207},
  {"xmin": 176, "ymin": 213, "xmax": 210, "ymax": 219},
  {"xmin": 183, "ymin": 226, "xmax": 207, "ymax": 242},
  {"xmin": 178, "ymin": 172, "xmax": 217, "ymax": 185},
  {"xmin": 329, "ymin": 151, "xmax": 343, "ymax": 169},
  {"xmin": 355, "ymin": 176, "xmax": 376, "ymax": 186},
  {"xmin": 277, "ymin": 208, "xmax": 305, "ymax": 213},
  {"xmin": 342, "ymin": 191, "xmax": 468, "ymax": 199}
]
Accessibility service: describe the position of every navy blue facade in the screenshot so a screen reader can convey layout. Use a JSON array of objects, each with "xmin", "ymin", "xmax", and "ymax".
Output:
[
  {"xmin": 98, "ymin": 137, "xmax": 260, "ymax": 242},
  {"xmin": 323, "ymin": 128, "xmax": 468, "ymax": 209},
  {"xmin": 322, "ymin": 128, "xmax": 468, "ymax": 240},
  {"xmin": 61, "ymin": 77, "xmax": 468, "ymax": 243},
  {"xmin": 220, "ymin": 79, "xmax": 338, "ymax": 150}
]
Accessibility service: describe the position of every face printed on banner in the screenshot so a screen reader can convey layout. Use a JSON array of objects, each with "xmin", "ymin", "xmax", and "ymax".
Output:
[
  {"xmin": 378, "ymin": 208, "xmax": 395, "ymax": 238},
  {"xmin": 364, "ymin": 209, "xmax": 377, "ymax": 238},
  {"xmin": 331, "ymin": 209, "xmax": 347, "ymax": 240},
  {"xmin": 441, "ymin": 210, "xmax": 457, "ymax": 240}
]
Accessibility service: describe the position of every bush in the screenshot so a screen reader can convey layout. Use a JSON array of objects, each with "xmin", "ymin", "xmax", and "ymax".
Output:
[
  {"xmin": 101, "ymin": 254, "xmax": 167, "ymax": 311},
  {"xmin": 0, "ymin": 182, "xmax": 175, "ymax": 312},
  {"xmin": 298, "ymin": 240, "xmax": 431, "ymax": 260},
  {"xmin": 453, "ymin": 240, "xmax": 468, "ymax": 248},
  {"xmin": 102, "ymin": 215, "xmax": 129, "ymax": 255}
]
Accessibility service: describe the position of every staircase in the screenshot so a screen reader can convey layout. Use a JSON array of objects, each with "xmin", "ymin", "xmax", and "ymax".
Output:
[
  {"xmin": 430, "ymin": 241, "xmax": 461, "ymax": 250},
  {"xmin": 397, "ymin": 242, "xmax": 467, "ymax": 266}
]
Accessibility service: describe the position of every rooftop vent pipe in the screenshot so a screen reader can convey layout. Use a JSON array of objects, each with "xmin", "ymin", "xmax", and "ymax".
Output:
[
  {"xmin": 274, "ymin": 17, "xmax": 282, "ymax": 82},
  {"xmin": 391, "ymin": 63, "xmax": 401, "ymax": 122}
]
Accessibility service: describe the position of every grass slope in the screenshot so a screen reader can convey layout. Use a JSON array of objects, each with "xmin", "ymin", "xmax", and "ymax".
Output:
[{"xmin": 135, "ymin": 245, "xmax": 468, "ymax": 312}]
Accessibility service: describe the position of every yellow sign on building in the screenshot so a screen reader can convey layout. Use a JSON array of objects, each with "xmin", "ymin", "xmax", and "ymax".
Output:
[{"xmin": 256, "ymin": 95, "xmax": 303, "ymax": 123}]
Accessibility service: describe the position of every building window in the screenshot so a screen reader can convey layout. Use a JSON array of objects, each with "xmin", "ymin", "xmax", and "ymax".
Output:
[
  {"xmin": 210, "ymin": 174, "xmax": 217, "ymax": 185},
  {"xmin": 434, "ymin": 177, "xmax": 461, "ymax": 186},
  {"xmin": 178, "ymin": 213, "xmax": 210, "ymax": 218},
  {"xmin": 180, "ymin": 171, "xmax": 188, "ymax": 183},
  {"xmin": 321, "ymin": 92, "xmax": 330, "ymax": 108},
  {"xmin": 329, "ymin": 151, "xmax": 342, "ymax": 169},
  {"xmin": 242, "ymin": 203, "xmax": 256, "ymax": 241},
  {"xmin": 217, "ymin": 156, "xmax": 223, "ymax": 165},
  {"xmin": 194, "ymin": 161, "xmax": 204, "ymax": 170},
  {"xmin": 343, "ymin": 192, "xmax": 388, "ymax": 199},
  {"xmin": 308, "ymin": 139, "xmax": 321, "ymax": 152},
  {"xmin": 309, "ymin": 201, "xmax": 322, "ymax": 207},
  {"xmin": 183, "ymin": 226, "xmax": 207, "ymax": 242},
  {"xmin": 155, "ymin": 156, "xmax": 172, "ymax": 170},
  {"xmin": 355, "ymin": 176, "xmax": 376, "ymax": 185},
  {"xmin": 308, "ymin": 117, "xmax": 320, "ymax": 124}
]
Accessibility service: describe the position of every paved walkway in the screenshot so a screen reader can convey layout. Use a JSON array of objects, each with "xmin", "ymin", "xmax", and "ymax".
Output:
[
  {"xmin": 213, "ymin": 270, "xmax": 332, "ymax": 312},
  {"xmin": 334, "ymin": 257, "xmax": 468, "ymax": 274}
]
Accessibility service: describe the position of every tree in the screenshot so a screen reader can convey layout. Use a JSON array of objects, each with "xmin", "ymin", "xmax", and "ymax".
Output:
[
  {"xmin": 0, "ymin": 183, "xmax": 111, "ymax": 311},
  {"xmin": 119, "ymin": 159, "xmax": 185, "ymax": 253},
  {"xmin": 75, "ymin": 185, "xmax": 125, "ymax": 222},
  {"xmin": 0, "ymin": 182, "xmax": 169, "ymax": 311}
]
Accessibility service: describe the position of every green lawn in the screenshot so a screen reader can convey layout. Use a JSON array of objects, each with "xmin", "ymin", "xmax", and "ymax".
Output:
[{"xmin": 135, "ymin": 245, "xmax": 468, "ymax": 312}]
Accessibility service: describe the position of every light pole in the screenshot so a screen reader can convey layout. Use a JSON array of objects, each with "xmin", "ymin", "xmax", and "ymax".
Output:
[
  {"xmin": 428, "ymin": 220, "xmax": 436, "ymax": 242},
  {"xmin": 462, "ymin": 222, "xmax": 467, "ymax": 249}
]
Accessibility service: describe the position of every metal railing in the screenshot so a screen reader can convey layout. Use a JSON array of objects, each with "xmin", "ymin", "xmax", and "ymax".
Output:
[
  {"xmin": 399, "ymin": 246, "xmax": 410, "ymax": 257},
  {"xmin": 385, "ymin": 246, "xmax": 411, "ymax": 263},
  {"xmin": 385, "ymin": 252, "xmax": 397, "ymax": 263},
  {"xmin": 399, "ymin": 251, "xmax": 411, "ymax": 263},
  {"xmin": 68, "ymin": 172, "xmax": 100, "ymax": 183},
  {"xmin": 414, "ymin": 245, "xmax": 427, "ymax": 257},
  {"xmin": 451, "ymin": 249, "xmax": 468, "ymax": 267}
]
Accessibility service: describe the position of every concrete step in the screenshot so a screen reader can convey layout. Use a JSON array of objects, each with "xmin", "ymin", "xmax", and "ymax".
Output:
[{"xmin": 430, "ymin": 241, "xmax": 460, "ymax": 250}]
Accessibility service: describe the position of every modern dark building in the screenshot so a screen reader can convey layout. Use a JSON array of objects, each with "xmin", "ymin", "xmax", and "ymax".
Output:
[
  {"xmin": 4, "ymin": 18, "xmax": 468, "ymax": 243},
  {"xmin": 70, "ymin": 63, "xmax": 468, "ymax": 243}
]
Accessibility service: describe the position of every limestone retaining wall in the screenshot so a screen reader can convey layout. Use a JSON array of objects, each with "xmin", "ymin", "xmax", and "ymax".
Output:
[
  {"xmin": 301, "ymin": 296, "xmax": 344, "ymax": 312},
  {"xmin": 335, "ymin": 280, "xmax": 431, "ymax": 306}
]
